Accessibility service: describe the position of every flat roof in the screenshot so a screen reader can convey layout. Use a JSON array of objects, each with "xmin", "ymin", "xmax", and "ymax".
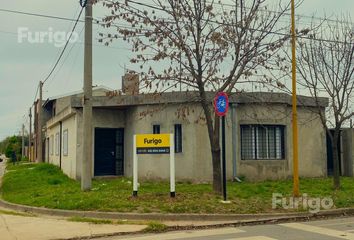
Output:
[
  {"xmin": 70, "ymin": 91, "xmax": 328, "ymax": 108},
  {"xmin": 43, "ymin": 85, "xmax": 113, "ymax": 107}
]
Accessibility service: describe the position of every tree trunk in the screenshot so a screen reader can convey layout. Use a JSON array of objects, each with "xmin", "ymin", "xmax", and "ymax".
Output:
[
  {"xmin": 211, "ymin": 113, "xmax": 222, "ymax": 193},
  {"xmin": 332, "ymin": 129, "xmax": 341, "ymax": 190},
  {"xmin": 199, "ymin": 94, "xmax": 222, "ymax": 194}
]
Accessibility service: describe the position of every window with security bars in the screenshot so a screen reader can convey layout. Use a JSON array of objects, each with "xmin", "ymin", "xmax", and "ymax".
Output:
[{"xmin": 241, "ymin": 125, "xmax": 285, "ymax": 160}]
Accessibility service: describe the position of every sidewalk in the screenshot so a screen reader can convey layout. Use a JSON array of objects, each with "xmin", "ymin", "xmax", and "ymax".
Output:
[
  {"xmin": 0, "ymin": 211, "xmax": 146, "ymax": 240},
  {"xmin": 0, "ymin": 159, "xmax": 146, "ymax": 240}
]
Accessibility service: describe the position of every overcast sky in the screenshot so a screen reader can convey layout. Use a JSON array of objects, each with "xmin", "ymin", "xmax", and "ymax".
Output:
[{"xmin": 0, "ymin": 0, "xmax": 353, "ymax": 141}]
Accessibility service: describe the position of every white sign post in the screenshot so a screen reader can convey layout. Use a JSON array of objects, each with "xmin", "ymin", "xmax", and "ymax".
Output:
[
  {"xmin": 133, "ymin": 133, "xmax": 175, "ymax": 198},
  {"xmin": 169, "ymin": 134, "xmax": 175, "ymax": 197},
  {"xmin": 133, "ymin": 134, "xmax": 138, "ymax": 197}
]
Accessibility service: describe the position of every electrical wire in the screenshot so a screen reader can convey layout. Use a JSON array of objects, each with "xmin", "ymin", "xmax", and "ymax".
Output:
[
  {"xmin": 6, "ymin": 1, "xmax": 352, "ymax": 130},
  {"xmin": 0, "ymin": 4, "xmax": 352, "ymax": 44},
  {"xmin": 0, "ymin": 8, "xmax": 85, "ymax": 23},
  {"xmin": 47, "ymin": 26, "xmax": 85, "ymax": 88},
  {"xmin": 42, "ymin": 7, "xmax": 84, "ymax": 84},
  {"xmin": 28, "ymin": 6, "xmax": 84, "ymax": 125},
  {"xmin": 121, "ymin": 0, "xmax": 353, "ymax": 45}
]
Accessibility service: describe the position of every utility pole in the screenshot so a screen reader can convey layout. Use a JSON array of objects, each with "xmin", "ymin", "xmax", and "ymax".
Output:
[
  {"xmin": 37, "ymin": 81, "xmax": 43, "ymax": 163},
  {"xmin": 21, "ymin": 124, "xmax": 25, "ymax": 158},
  {"xmin": 29, "ymin": 107, "xmax": 32, "ymax": 161},
  {"xmin": 81, "ymin": 0, "xmax": 93, "ymax": 191},
  {"xmin": 291, "ymin": 0, "xmax": 299, "ymax": 197}
]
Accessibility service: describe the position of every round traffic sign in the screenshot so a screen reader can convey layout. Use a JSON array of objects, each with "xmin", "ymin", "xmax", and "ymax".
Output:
[{"xmin": 214, "ymin": 92, "xmax": 229, "ymax": 117}]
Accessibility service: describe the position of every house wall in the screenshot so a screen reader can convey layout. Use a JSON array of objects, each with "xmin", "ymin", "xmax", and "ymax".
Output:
[
  {"xmin": 46, "ymin": 124, "xmax": 60, "ymax": 166},
  {"xmin": 123, "ymin": 103, "xmax": 222, "ymax": 182},
  {"xmin": 61, "ymin": 115, "xmax": 77, "ymax": 179},
  {"xmin": 297, "ymin": 107, "xmax": 327, "ymax": 178},
  {"xmin": 122, "ymin": 102, "xmax": 327, "ymax": 182},
  {"xmin": 342, "ymin": 128, "xmax": 354, "ymax": 177},
  {"xmin": 55, "ymin": 88, "xmax": 109, "ymax": 114},
  {"xmin": 234, "ymin": 103, "xmax": 326, "ymax": 181},
  {"xmin": 46, "ymin": 114, "xmax": 77, "ymax": 179},
  {"xmin": 55, "ymin": 97, "xmax": 72, "ymax": 114},
  {"xmin": 75, "ymin": 108, "xmax": 126, "ymax": 179},
  {"xmin": 49, "ymin": 99, "xmax": 327, "ymax": 183},
  {"xmin": 235, "ymin": 103, "xmax": 290, "ymax": 181}
]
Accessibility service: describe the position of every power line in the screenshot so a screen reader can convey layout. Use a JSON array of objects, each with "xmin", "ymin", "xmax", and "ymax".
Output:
[
  {"xmin": 47, "ymin": 26, "xmax": 85, "ymax": 88},
  {"xmin": 29, "ymin": 6, "xmax": 84, "ymax": 123},
  {"xmin": 32, "ymin": 83, "xmax": 40, "ymax": 104},
  {"xmin": 0, "ymin": 5, "xmax": 351, "ymax": 45},
  {"xmin": 5, "ymin": 1, "xmax": 352, "ymax": 127},
  {"xmin": 48, "ymin": 4, "xmax": 81, "ymax": 72},
  {"xmin": 1, "ymin": 2, "xmax": 353, "ymax": 28},
  {"xmin": 42, "ymin": 7, "xmax": 84, "ymax": 84},
  {"xmin": 0, "ymin": 8, "xmax": 85, "ymax": 23},
  {"xmin": 0, "ymin": 28, "xmax": 132, "ymax": 50},
  {"xmin": 206, "ymin": 0, "xmax": 354, "ymax": 26},
  {"xmin": 121, "ymin": 0, "xmax": 353, "ymax": 45}
]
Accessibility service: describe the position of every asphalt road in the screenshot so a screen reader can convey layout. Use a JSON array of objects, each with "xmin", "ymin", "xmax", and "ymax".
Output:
[{"xmin": 105, "ymin": 217, "xmax": 354, "ymax": 240}]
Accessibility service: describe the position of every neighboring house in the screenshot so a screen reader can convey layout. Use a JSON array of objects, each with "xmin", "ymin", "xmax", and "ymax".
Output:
[
  {"xmin": 39, "ymin": 86, "xmax": 330, "ymax": 182},
  {"xmin": 328, "ymin": 128, "xmax": 354, "ymax": 177},
  {"xmin": 33, "ymin": 86, "xmax": 113, "ymax": 164},
  {"xmin": 40, "ymin": 86, "xmax": 112, "ymax": 178}
]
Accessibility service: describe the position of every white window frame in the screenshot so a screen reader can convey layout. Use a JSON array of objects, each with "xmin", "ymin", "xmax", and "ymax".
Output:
[
  {"xmin": 50, "ymin": 135, "xmax": 54, "ymax": 156},
  {"xmin": 55, "ymin": 133, "xmax": 59, "ymax": 156},
  {"xmin": 63, "ymin": 129, "xmax": 68, "ymax": 156}
]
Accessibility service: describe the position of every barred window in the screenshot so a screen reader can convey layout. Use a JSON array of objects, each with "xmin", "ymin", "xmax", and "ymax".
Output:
[{"xmin": 241, "ymin": 125, "xmax": 285, "ymax": 160}]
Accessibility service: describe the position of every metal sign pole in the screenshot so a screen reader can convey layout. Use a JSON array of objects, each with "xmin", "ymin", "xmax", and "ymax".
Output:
[
  {"xmin": 214, "ymin": 92, "xmax": 230, "ymax": 202},
  {"xmin": 170, "ymin": 133, "xmax": 175, "ymax": 198},
  {"xmin": 221, "ymin": 116, "xmax": 227, "ymax": 201},
  {"xmin": 133, "ymin": 135, "xmax": 138, "ymax": 197}
]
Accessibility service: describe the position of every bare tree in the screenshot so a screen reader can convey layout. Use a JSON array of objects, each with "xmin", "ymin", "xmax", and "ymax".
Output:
[
  {"xmin": 98, "ymin": 0, "xmax": 289, "ymax": 193},
  {"xmin": 296, "ymin": 16, "xmax": 354, "ymax": 190}
]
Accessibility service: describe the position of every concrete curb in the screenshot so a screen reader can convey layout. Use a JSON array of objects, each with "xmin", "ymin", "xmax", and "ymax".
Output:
[{"xmin": 0, "ymin": 197, "xmax": 354, "ymax": 222}]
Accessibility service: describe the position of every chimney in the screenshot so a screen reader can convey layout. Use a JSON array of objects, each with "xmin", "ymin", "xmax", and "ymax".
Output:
[{"xmin": 122, "ymin": 71, "xmax": 139, "ymax": 95}]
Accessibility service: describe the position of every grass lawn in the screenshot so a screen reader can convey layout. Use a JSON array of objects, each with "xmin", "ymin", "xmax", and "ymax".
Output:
[{"xmin": 1, "ymin": 163, "xmax": 354, "ymax": 214}]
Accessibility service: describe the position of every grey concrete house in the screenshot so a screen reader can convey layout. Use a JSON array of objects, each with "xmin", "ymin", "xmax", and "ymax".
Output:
[
  {"xmin": 337, "ymin": 128, "xmax": 354, "ymax": 177},
  {"xmin": 41, "ymin": 87, "xmax": 332, "ymax": 182}
]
